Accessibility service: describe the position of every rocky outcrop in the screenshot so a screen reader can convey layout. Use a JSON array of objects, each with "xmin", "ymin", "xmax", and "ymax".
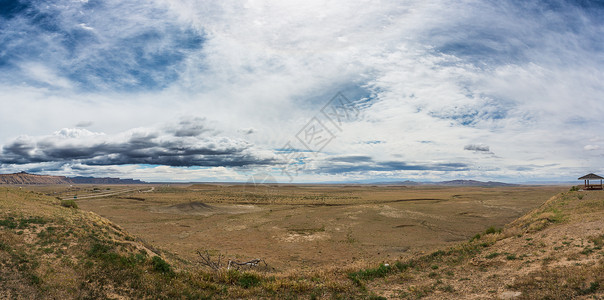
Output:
[{"xmin": 0, "ymin": 172, "xmax": 145, "ymax": 185}]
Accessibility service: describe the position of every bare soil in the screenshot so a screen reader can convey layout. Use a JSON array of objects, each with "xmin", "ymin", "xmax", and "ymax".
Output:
[{"xmin": 72, "ymin": 185, "xmax": 565, "ymax": 271}]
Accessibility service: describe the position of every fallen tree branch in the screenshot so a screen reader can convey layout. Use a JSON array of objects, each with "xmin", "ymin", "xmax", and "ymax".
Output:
[
  {"xmin": 227, "ymin": 258, "xmax": 267, "ymax": 270},
  {"xmin": 196, "ymin": 249, "xmax": 269, "ymax": 271}
]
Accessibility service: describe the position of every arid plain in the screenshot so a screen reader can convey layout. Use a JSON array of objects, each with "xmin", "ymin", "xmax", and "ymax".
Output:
[{"xmin": 32, "ymin": 184, "xmax": 566, "ymax": 271}]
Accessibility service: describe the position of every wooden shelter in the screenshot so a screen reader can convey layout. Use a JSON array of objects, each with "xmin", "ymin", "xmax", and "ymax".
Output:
[{"xmin": 578, "ymin": 173, "xmax": 604, "ymax": 190}]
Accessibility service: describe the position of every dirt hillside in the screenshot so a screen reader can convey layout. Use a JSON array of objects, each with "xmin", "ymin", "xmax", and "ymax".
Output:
[{"xmin": 366, "ymin": 190, "xmax": 604, "ymax": 299}]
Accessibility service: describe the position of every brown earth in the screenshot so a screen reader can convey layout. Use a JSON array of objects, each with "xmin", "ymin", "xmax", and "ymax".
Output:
[{"xmin": 73, "ymin": 184, "xmax": 565, "ymax": 271}]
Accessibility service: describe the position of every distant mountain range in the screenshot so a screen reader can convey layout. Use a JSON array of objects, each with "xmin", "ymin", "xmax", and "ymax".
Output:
[
  {"xmin": 0, "ymin": 172, "xmax": 146, "ymax": 185},
  {"xmin": 0, "ymin": 172, "xmax": 524, "ymax": 186},
  {"xmin": 372, "ymin": 179, "xmax": 517, "ymax": 187},
  {"xmin": 437, "ymin": 180, "xmax": 517, "ymax": 186}
]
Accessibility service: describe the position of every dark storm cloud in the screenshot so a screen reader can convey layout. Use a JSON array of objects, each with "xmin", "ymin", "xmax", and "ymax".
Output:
[
  {"xmin": 168, "ymin": 117, "xmax": 212, "ymax": 137},
  {"xmin": 317, "ymin": 155, "xmax": 468, "ymax": 174},
  {"xmin": 0, "ymin": 121, "xmax": 277, "ymax": 167},
  {"xmin": 1, "ymin": 138, "xmax": 37, "ymax": 163},
  {"xmin": 328, "ymin": 155, "xmax": 373, "ymax": 163}
]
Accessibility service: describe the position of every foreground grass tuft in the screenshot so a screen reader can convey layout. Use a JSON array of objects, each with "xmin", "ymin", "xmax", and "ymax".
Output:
[{"xmin": 349, "ymin": 264, "xmax": 393, "ymax": 284}]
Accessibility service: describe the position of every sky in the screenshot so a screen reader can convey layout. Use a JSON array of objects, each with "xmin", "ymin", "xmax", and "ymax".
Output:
[{"xmin": 0, "ymin": 0, "xmax": 603, "ymax": 183}]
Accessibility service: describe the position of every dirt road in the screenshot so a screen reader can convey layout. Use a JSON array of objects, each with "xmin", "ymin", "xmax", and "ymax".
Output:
[{"xmin": 61, "ymin": 186, "xmax": 154, "ymax": 200}]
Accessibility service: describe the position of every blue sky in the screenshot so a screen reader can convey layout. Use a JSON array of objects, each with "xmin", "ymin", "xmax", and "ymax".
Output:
[{"xmin": 0, "ymin": 0, "xmax": 603, "ymax": 183}]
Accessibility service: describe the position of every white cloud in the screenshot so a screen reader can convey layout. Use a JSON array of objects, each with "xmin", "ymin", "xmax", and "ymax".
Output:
[
  {"xmin": 53, "ymin": 128, "xmax": 105, "ymax": 139},
  {"xmin": 20, "ymin": 63, "xmax": 73, "ymax": 89},
  {"xmin": 79, "ymin": 23, "xmax": 94, "ymax": 31},
  {"xmin": 584, "ymin": 145, "xmax": 600, "ymax": 151}
]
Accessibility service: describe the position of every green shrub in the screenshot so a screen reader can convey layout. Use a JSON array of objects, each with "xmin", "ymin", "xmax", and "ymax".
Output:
[
  {"xmin": 238, "ymin": 272, "xmax": 261, "ymax": 288},
  {"xmin": 29, "ymin": 274, "xmax": 41, "ymax": 285},
  {"xmin": 348, "ymin": 264, "xmax": 392, "ymax": 283},
  {"xmin": 0, "ymin": 216, "xmax": 46, "ymax": 229},
  {"xmin": 485, "ymin": 226, "xmax": 502, "ymax": 235},
  {"xmin": 589, "ymin": 234, "xmax": 604, "ymax": 247},
  {"xmin": 60, "ymin": 200, "xmax": 78, "ymax": 209},
  {"xmin": 151, "ymin": 256, "xmax": 172, "ymax": 274},
  {"xmin": 0, "ymin": 217, "xmax": 17, "ymax": 229},
  {"xmin": 395, "ymin": 261, "xmax": 414, "ymax": 271},
  {"xmin": 88, "ymin": 243, "xmax": 112, "ymax": 257},
  {"xmin": 21, "ymin": 217, "xmax": 46, "ymax": 226},
  {"xmin": 470, "ymin": 233, "xmax": 481, "ymax": 242},
  {"xmin": 578, "ymin": 282, "xmax": 599, "ymax": 295}
]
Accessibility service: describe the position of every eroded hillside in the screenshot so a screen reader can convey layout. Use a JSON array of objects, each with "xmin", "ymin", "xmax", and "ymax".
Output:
[{"xmin": 0, "ymin": 172, "xmax": 71, "ymax": 185}]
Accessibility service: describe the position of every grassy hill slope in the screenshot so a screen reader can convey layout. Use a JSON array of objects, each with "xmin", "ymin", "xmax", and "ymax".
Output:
[
  {"xmin": 364, "ymin": 190, "xmax": 604, "ymax": 299},
  {"xmin": 0, "ymin": 187, "xmax": 202, "ymax": 298}
]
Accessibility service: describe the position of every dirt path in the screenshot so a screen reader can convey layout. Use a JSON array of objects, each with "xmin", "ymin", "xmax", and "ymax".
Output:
[{"xmin": 61, "ymin": 186, "xmax": 154, "ymax": 200}]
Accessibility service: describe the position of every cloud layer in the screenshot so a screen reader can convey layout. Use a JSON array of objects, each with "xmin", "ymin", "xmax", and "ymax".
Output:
[
  {"xmin": 0, "ymin": 118, "xmax": 277, "ymax": 168},
  {"xmin": 0, "ymin": 0, "xmax": 204, "ymax": 91}
]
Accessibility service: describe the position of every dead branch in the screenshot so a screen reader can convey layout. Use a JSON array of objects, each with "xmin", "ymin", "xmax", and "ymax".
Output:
[
  {"xmin": 196, "ymin": 249, "xmax": 269, "ymax": 271},
  {"xmin": 196, "ymin": 250, "xmax": 224, "ymax": 270}
]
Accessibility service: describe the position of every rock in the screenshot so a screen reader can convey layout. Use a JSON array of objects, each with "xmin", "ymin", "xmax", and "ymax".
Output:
[{"xmin": 499, "ymin": 291, "xmax": 522, "ymax": 299}]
